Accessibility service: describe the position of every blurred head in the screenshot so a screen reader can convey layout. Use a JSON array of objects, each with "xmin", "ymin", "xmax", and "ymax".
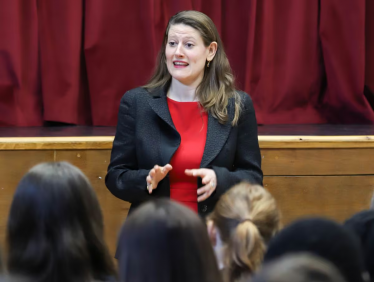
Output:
[
  {"xmin": 344, "ymin": 210, "xmax": 374, "ymax": 281},
  {"xmin": 264, "ymin": 218, "xmax": 367, "ymax": 282},
  {"xmin": 117, "ymin": 199, "xmax": 223, "ymax": 282},
  {"xmin": 145, "ymin": 10, "xmax": 242, "ymax": 125},
  {"xmin": 7, "ymin": 162, "xmax": 116, "ymax": 282},
  {"xmin": 208, "ymin": 182, "xmax": 281, "ymax": 281},
  {"xmin": 250, "ymin": 254, "xmax": 347, "ymax": 282}
]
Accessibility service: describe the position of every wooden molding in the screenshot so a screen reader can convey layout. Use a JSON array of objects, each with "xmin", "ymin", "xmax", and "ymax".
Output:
[{"xmin": 2, "ymin": 135, "xmax": 374, "ymax": 150}]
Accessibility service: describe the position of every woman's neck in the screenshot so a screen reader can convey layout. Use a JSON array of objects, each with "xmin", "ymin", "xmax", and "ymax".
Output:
[{"xmin": 167, "ymin": 78, "xmax": 200, "ymax": 102}]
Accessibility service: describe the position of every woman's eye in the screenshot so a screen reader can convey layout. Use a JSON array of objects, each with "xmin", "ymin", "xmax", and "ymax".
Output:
[
  {"xmin": 169, "ymin": 42, "xmax": 176, "ymax": 47},
  {"xmin": 186, "ymin": 43, "xmax": 194, "ymax": 48}
]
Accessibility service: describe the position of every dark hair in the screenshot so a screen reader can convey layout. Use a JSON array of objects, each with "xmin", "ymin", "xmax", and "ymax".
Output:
[
  {"xmin": 264, "ymin": 218, "xmax": 366, "ymax": 282},
  {"xmin": 250, "ymin": 254, "xmax": 347, "ymax": 282},
  {"xmin": 117, "ymin": 199, "xmax": 223, "ymax": 282},
  {"xmin": 144, "ymin": 10, "xmax": 242, "ymax": 125},
  {"xmin": 344, "ymin": 210, "xmax": 374, "ymax": 282},
  {"xmin": 209, "ymin": 182, "xmax": 280, "ymax": 281},
  {"xmin": 6, "ymin": 162, "xmax": 116, "ymax": 282}
]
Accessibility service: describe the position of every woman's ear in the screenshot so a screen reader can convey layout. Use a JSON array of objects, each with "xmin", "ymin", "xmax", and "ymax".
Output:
[
  {"xmin": 207, "ymin": 219, "xmax": 217, "ymax": 246},
  {"xmin": 207, "ymin": 42, "xmax": 218, "ymax": 61}
]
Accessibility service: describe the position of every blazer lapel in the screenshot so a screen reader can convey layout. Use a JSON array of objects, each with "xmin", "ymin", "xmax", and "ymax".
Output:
[
  {"xmin": 147, "ymin": 86, "xmax": 180, "ymax": 165},
  {"xmin": 200, "ymin": 99, "xmax": 235, "ymax": 168},
  {"xmin": 147, "ymin": 87, "xmax": 176, "ymax": 131}
]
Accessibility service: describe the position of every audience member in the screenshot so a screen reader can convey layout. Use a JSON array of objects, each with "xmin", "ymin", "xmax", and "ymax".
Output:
[
  {"xmin": 6, "ymin": 162, "xmax": 116, "ymax": 282},
  {"xmin": 250, "ymin": 253, "xmax": 346, "ymax": 282},
  {"xmin": 344, "ymin": 210, "xmax": 374, "ymax": 282},
  {"xmin": 117, "ymin": 199, "xmax": 223, "ymax": 282},
  {"xmin": 207, "ymin": 182, "xmax": 281, "ymax": 282},
  {"xmin": 264, "ymin": 217, "xmax": 367, "ymax": 282}
]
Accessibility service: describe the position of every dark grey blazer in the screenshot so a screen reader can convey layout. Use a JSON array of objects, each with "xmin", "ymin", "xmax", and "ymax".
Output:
[{"xmin": 105, "ymin": 86, "xmax": 263, "ymax": 217}]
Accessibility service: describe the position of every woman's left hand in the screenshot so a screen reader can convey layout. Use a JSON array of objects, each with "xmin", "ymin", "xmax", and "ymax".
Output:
[{"xmin": 185, "ymin": 168, "xmax": 217, "ymax": 202}]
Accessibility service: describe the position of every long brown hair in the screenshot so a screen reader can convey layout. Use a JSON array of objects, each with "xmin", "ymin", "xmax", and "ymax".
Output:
[
  {"xmin": 117, "ymin": 199, "xmax": 223, "ymax": 282},
  {"xmin": 144, "ymin": 10, "xmax": 242, "ymax": 125},
  {"xmin": 209, "ymin": 182, "xmax": 281, "ymax": 282},
  {"xmin": 7, "ymin": 162, "xmax": 116, "ymax": 282}
]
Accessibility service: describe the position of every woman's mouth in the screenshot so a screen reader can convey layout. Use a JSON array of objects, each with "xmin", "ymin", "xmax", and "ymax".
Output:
[{"xmin": 173, "ymin": 61, "xmax": 189, "ymax": 68}]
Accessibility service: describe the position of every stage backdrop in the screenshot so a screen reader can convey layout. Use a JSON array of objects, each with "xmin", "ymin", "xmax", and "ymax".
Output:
[{"xmin": 0, "ymin": 0, "xmax": 374, "ymax": 126}]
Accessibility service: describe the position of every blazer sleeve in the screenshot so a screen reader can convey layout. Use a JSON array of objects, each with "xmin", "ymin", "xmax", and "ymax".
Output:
[
  {"xmin": 210, "ymin": 93, "xmax": 263, "ymax": 201},
  {"xmin": 105, "ymin": 91, "xmax": 153, "ymax": 203}
]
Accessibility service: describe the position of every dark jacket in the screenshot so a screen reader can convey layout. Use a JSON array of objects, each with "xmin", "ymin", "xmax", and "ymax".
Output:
[{"xmin": 105, "ymin": 86, "xmax": 263, "ymax": 217}]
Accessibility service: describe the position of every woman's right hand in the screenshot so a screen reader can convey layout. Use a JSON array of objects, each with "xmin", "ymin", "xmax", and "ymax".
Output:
[{"xmin": 146, "ymin": 164, "xmax": 173, "ymax": 194}]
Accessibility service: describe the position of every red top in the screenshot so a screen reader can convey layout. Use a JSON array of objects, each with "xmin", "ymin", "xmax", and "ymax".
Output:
[{"xmin": 167, "ymin": 97, "xmax": 208, "ymax": 213}]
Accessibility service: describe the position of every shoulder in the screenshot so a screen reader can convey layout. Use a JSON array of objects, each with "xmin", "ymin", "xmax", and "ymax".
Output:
[
  {"xmin": 121, "ymin": 87, "xmax": 155, "ymax": 106},
  {"xmin": 236, "ymin": 91, "xmax": 254, "ymax": 111},
  {"xmin": 120, "ymin": 87, "xmax": 151, "ymax": 103}
]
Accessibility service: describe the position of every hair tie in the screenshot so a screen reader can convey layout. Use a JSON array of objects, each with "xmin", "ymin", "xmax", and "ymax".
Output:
[{"xmin": 240, "ymin": 218, "xmax": 253, "ymax": 224}]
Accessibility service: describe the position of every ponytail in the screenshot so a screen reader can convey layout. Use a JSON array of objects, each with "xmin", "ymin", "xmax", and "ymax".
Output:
[
  {"xmin": 210, "ymin": 182, "xmax": 281, "ymax": 282},
  {"xmin": 228, "ymin": 220, "xmax": 265, "ymax": 281}
]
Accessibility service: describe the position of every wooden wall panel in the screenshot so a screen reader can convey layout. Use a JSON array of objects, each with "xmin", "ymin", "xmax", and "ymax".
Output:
[
  {"xmin": 264, "ymin": 176, "xmax": 374, "ymax": 224},
  {"xmin": 1, "ymin": 146, "xmax": 374, "ymax": 260},
  {"xmin": 261, "ymin": 148, "xmax": 374, "ymax": 175},
  {"xmin": 55, "ymin": 150, "xmax": 130, "ymax": 256},
  {"xmin": 0, "ymin": 151, "xmax": 54, "ymax": 255}
]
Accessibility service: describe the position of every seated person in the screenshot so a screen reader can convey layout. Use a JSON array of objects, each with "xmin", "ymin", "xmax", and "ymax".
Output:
[
  {"xmin": 6, "ymin": 162, "xmax": 116, "ymax": 282},
  {"xmin": 206, "ymin": 182, "xmax": 281, "ymax": 282},
  {"xmin": 117, "ymin": 199, "xmax": 222, "ymax": 282},
  {"xmin": 250, "ymin": 254, "xmax": 346, "ymax": 282},
  {"xmin": 264, "ymin": 217, "xmax": 367, "ymax": 282},
  {"xmin": 344, "ymin": 210, "xmax": 374, "ymax": 282}
]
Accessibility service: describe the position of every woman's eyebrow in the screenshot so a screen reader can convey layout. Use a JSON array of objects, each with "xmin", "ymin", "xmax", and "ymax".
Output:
[{"xmin": 168, "ymin": 35, "xmax": 197, "ymax": 41}]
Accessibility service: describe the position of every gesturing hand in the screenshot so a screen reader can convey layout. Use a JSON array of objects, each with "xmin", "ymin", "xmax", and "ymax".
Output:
[
  {"xmin": 146, "ymin": 164, "xmax": 173, "ymax": 194},
  {"xmin": 185, "ymin": 168, "xmax": 217, "ymax": 202}
]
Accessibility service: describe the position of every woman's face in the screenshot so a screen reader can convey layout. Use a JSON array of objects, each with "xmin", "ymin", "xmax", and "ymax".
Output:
[{"xmin": 165, "ymin": 24, "xmax": 216, "ymax": 86}]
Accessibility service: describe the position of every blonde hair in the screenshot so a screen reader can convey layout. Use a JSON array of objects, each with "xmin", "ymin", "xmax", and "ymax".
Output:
[
  {"xmin": 144, "ymin": 10, "xmax": 242, "ymax": 126},
  {"xmin": 209, "ymin": 182, "xmax": 281, "ymax": 281}
]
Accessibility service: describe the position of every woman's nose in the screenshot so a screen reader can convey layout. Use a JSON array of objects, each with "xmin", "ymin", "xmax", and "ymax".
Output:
[{"xmin": 175, "ymin": 43, "xmax": 184, "ymax": 57}]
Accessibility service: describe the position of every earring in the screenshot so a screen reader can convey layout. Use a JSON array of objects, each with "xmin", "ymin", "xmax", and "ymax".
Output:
[{"xmin": 207, "ymin": 61, "xmax": 210, "ymax": 68}]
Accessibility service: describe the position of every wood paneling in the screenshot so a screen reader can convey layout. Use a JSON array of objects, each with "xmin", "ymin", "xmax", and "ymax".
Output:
[
  {"xmin": 2, "ymin": 135, "xmax": 374, "ymax": 151},
  {"xmin": 264, "ymin": 176, "xmax": 374, "ymax": 224},
  {"xmin": 55, "ymin": 150, "xmax": 130, "ymax": 256},
  {"xmin": 0, "ymin": 151, "xmax": 54, "ymax": 251},
  {"xmin": 261, "ymin": 148, "xmax": 374, "ymax": 175},
  {"xmin": 0, "ymin": 137, "xmax": 114, "ymax": 150},
  {"xmin": 1, "ymin": 140, "xmax": 374, "ymax": 258}
]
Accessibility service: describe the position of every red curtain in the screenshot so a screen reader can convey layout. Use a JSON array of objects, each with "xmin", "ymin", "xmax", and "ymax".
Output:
[{"xmin": 0, "ymin": 0, "xmax": 373, "ymax": 126}]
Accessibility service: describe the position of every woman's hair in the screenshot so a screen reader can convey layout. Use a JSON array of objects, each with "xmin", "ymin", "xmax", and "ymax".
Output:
[
  {"xmin": 264, "ymin": 218, "xmax": 366, "ymax": 282},
  {"xmin": 250, "ymin": 253, "xmax": 347, "ymax": 282},
  {"xmin": 144, "ymin": 10, "xmax": 242, "ymax": 126},
  {"xmin": 117, "ymin": 199, "xmax": 223, "ymax": 282},
  {"xmin": 209, "ymin": 182, "xmax": 281, "ymax": 281},
  {"xmin": 344, "ymin": 210, "xmax": 374, "ymax": 282},
  {"xmin": 6, "ymin": 162, "xmax": 116, "ymax": 282}
]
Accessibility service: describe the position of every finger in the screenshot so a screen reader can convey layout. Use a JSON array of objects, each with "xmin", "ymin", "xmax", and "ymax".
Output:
[
  {"xmin": 146, "ymin": 175, "xmax": 152, "ymax": 183},
  {"xmin": 185, "ymin": 169, "xmax": 206, "ymax": 177},
  {"xmin": 147, "ymin": 183, "xmax": 153, "ymax": 194},
  {"xmin": 202, "ymin": 174, "xmax": 211, "ymax": 184},
  {"xmin": 197, "ymin": 184, "xmax": 210, "ymax": 196},
  {"xmin": 149, "ymin": 169, "xmax": 156, "ymax": 178},
  {"xmin": 163, "ymin": 164, "xmax": 173, "ymax": 173},
  {"xmin": 198, "ymin": 192, "xmax": 210, "ymax": 202}
]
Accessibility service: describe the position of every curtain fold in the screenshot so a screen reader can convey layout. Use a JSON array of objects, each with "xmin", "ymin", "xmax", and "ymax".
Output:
[{"xmin": 0, "ymin": 0, "xmax": 373, "ymax": 126}]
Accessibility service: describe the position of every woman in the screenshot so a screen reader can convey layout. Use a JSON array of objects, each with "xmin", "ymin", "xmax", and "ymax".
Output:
[
  {"xmin": 344, "ymin": 210, "xmax": 374, "ymax": 282},
  {"xmin": 7, "ymin": 162, "xmax": 116, "ymax": 282},
  {"xmin": 250, "ymin": 254, "xmax": 347, "ymax": 282},
  {"xmin": 106, "ymin": 10, "xmax": 263, "ymax": 216},
  {"xmin": 264, "ymin": 218, "xmax": 367, "ymax": 282},
  {"xmin": 117, "ymin": 199, "xmax": 223, "ymax": 282},
  {"xmin": 207, "ymin": 182, "xmax": 281, "ymax": 282}
]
